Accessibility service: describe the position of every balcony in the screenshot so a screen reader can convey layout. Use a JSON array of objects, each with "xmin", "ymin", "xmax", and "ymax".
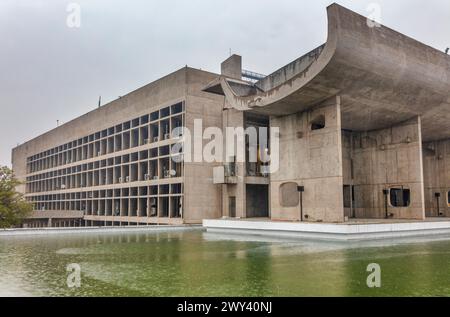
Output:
[
  {"xmin": 246, "ymin": 162, "xmax": 269, "ymax": 178},
  {"xmin": 213, "ymin": 163, "xmax": 237, "ymax": 184}
]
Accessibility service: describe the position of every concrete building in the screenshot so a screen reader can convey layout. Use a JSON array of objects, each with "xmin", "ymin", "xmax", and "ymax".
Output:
[
  {"xmin": 12, "ymin": 4, "xmax": 450, "ymax": 228},
  {"xmin": 205, "ymin": 3, "xmax": 450, "ymax": 224},
  {"xmin": 12, "ymin": 67, "xmax": 225, "ymax": 227}
]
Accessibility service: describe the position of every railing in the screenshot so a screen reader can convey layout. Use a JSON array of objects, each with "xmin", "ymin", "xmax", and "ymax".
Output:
[
  {"xmin": 224, "ymin": 162, "xmax": 236, "ymax": 177},
  {"xmin": 246, "ymin": 162, "xmax": 269, "ymax": 178},
  {"xmin": 242, "ymin": 69, "xmax": 266, "ymax": 83}
]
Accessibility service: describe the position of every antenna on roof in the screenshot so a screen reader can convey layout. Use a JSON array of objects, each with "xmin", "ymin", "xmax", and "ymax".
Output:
[
  {"xmin": 98, "ymin": 96, "xmax": 102, "ymax": 108},
  {"xmin": 56, "ymin": 120, "xmax": 59, "ymax": 127}
]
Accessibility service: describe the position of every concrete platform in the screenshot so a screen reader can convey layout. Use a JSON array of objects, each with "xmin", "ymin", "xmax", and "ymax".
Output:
[{"xmin": 203, "ymin": 218, "xmax": 450, "ymax": 241}]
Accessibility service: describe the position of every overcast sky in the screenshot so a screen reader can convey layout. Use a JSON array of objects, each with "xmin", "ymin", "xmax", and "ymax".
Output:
[{"xmin": 1, "ymin": 0, "xmax": 449, "ymax": 167}]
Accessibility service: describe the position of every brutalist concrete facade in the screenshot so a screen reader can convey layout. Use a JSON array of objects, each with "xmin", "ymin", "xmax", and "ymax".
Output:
[
  {"xmin": 12, "ymin": 67, "xmax": 224, "ymax": 227},
  {"xmin": 204, "ymin": 4, "xmax": 450, "ymax": 223},
  {"xmin": 12, "ymin": 4, "xmax": 450, "ymax": 227}
]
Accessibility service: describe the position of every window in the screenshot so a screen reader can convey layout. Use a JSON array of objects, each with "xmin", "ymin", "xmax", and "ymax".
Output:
[
  {"xmin": 171, "ymin": 102, "xmax": 183, "ymax": 114},
  {"xmin": 310, "ymin": 115, "xmax": 325, "ymax": 130},
  {"xmin": 390, "ymin": 187, "xmax": 411, "ymax": 207},
  {"xmin": 448, "ymin": 191, "xmax": 450, "ymax": 207},
  {"xmin": 160, "ymin": 107, "xmax": 170, "ymax": 118},
  {"xmin": 150, "ymin": 111, "xmax": 159, "ymax": 121}
]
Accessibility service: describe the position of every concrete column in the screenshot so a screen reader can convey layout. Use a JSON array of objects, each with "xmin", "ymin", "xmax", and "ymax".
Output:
[
  {"xmin": 422, "ymin": 138, "xmax": 450, "ymax": 217},
  {"xmin": 221, "ymin": 108, "xmax": 246, "ymax": 218}
]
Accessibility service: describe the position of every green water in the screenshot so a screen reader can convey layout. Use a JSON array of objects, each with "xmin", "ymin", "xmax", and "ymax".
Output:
[{"xmin": 1, "ymin": 229, "xmax": 450, "ymax": 297}]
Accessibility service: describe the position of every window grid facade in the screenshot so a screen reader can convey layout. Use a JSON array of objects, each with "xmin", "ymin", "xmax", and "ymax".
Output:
[{"xmin": 24, "ymin": 102, "xmax": 185, "ymax": 223}]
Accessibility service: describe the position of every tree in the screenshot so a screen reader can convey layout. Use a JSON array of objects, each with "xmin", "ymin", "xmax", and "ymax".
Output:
[{"xmin": 0, "ymin": 166, "xmax": 32, "ymax": 228}]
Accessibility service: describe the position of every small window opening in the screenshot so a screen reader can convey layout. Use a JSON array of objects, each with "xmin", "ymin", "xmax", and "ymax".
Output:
[
  {"xmin": 390, "ymin": 187, "xmax": 411, "ymax": 207},
  {"xmin": 310, "ymin": 115, "xmax": 325, "ymax": 130}
]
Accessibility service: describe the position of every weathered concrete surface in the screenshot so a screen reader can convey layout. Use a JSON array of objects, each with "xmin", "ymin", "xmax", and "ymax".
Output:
[
  {"xmin": 270, "ymin": 96, "xmax": 344, "ymax": 223},
  {"xmin": 12, "ymin": 67, "xmax": 226, "ymax": 227},
  {"xmin": 208, "ymin": 3, "xmax": 450, "ymax": 142},
  {"xmin": 423, "ymin": 139, "xmax": 450, "ymax": 217},
  {"xmin": 220, "ymin": 108, "xmax": 246, "ymax": 218},
  {"xmin": 184, "ymin": 68, "xmax": 225, "ymax": 223},
  {"xmin": 221, "ymin": 55, "xmax": 242, "ymax": 80},
  {"xmin": 343, "ymin": 117, "xmax": 425, "ymax": 220},
  {"xmin": 202, "ymin": 3, "xmax": 450, "ymax": 223}
]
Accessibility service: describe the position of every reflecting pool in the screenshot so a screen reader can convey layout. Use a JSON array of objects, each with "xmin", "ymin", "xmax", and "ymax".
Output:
[{"xmin": 1, "ymin": 229, "xmax": 450, "ymax": 296}]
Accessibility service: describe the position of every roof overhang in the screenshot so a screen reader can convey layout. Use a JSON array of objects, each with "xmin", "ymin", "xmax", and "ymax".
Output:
[{"xmin": 204, "ymin": 3, "xmax": 450, "ymax": 142}]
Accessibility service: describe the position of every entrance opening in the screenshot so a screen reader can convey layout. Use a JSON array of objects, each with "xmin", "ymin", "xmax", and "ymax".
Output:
[
  {"xmin": 343, "ymin": 185, "xmax": 355, "ymax": 218},
  {"xmin": 246, "ymin": 184, "xmax": 269, "ymax": 218},
  {"xmin": 229, "ymin": 197, "xmax": 236, "ymax": 218}
]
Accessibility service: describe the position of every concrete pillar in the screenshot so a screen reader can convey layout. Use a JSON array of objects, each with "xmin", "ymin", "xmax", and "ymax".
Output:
[
  {"xmin": 222, "ymin": 108, "xmax": 246, "ymax": 218},
  {"xmin": 423, "ymin": 139, "xmax": 450, "ymax": 217}
]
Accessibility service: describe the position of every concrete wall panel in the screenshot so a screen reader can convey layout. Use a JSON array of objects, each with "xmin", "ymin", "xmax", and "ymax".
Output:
[
  {"xmin": 423, "ymin": 139, "xmax": 450, "ymax": 217},
  {"xmin": 343, "ymin": 116, "xmax": 425, "ymax": 220},
  {"xmin": 270, "ymin": 97, "xmax": 344, "ymax": 223}
]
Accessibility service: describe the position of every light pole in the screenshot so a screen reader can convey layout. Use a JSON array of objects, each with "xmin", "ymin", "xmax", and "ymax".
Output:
[
  {"xmin": 435, "ymin": 193, "xmax": 442, "ymax": 217},
  {"xmin": 383, "ymin": 189, "xmax": 389, "ymax": 219},
  {"xmin": 297, "ymin": 186, "xmax": 305, "ymax": 222}
]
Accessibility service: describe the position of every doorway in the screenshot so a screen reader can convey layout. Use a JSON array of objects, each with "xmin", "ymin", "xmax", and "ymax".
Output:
[
  {"xmin": 246, "ymin": 184, "xmax": 269, "ymax": 218},
  {"xmin": 229, "ymin": 197, "xmax": 236, "ymax": 218}
]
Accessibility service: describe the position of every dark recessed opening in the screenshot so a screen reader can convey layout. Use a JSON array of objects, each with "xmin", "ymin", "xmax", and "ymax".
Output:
[
  {"xmin": 310, "ymin": 115, "xmax": 325, "ymax": 130},
  {"xmin": 390, "ymin": 187, "xmax": 411, "ymax": 207}
]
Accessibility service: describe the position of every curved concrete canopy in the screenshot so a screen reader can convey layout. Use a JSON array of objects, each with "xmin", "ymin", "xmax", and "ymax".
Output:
[{"xmin": 206, "ymin": 4, "xmax": 450, "ymax": 142}]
